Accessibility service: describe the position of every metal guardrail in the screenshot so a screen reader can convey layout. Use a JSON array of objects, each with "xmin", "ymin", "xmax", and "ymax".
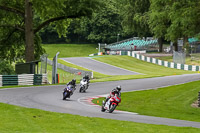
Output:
[{"xmin": 47, "ymin": 59, "xmax": 93, "ymax": 78}]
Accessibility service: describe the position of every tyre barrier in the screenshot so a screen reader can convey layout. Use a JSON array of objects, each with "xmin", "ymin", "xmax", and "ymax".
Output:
[{"xmin": 0, "ymin": 74, "xmax": 47, "ymax": 87}]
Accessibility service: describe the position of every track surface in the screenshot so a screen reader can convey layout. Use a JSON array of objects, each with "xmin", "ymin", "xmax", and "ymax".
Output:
[
  {"xmin": 61, "ymin": 57, "xmax": 140, "ymax": 75},
  {"xmin": 0, "ymin": 74, "xmax": 200, "ymax": 128}
]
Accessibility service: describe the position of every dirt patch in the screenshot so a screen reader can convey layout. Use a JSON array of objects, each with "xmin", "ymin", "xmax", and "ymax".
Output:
[{"xmin": 191, "ymin": 100, "xmax": 200, "ymax": 108}]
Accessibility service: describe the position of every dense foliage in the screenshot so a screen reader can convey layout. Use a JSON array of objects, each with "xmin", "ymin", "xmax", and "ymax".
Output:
[
  {"xmin": 0, "ymin": 0, "xmax": 101, "ymax": 62},
  {"xmin": 0, "ymin": 60, "xmax": 15, "ymax": 75},
  {"xmin": 1, "ymin": 0, "xmax": 200, "ymax": 62}
]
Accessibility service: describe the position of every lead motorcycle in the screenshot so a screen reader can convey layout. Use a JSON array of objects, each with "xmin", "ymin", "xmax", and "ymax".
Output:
[
  {"xmin": 101, "ymin": 94, "xmax": 121, "ymax": 113},
  {"xmin": 63, "ymin": 85, "xmax": 75, "ymax": 100},
  {"xmin": 79, "ymin": 79, "xmax": 88, "ymax": 93}
]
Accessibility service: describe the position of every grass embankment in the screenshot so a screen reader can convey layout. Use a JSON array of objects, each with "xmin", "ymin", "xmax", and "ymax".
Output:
[
  {"xmin": 156, "ymin": 53, "xmax": 200, "ymax": 66},
  {"xmin": 90, "ymin": 55, "xmax": 195, "ymax": 82},
  {"xmin": 43, "ymin": 44, "xmax": 195, "ymax": 83},
  {"xmin": 42, "ymin": 44, "xmax": 100, "ymax": 83},
  {"xmin": 93, "ymin": 80, "xmax": 200, "ymax": 122},
  {"xmin": 0, "ymin": 103, "xmax": 200, "ymax": 132},
  {"xmin": 42, "ymin": 44, "xmax": 98, "ymax": 58},
  {"xmin": 46, "ymin": 63, "xmax": 82, "ymax": 84},
  {"xmin": 57, "ymin": 55, "xmax": 195, "ymax": 83}
]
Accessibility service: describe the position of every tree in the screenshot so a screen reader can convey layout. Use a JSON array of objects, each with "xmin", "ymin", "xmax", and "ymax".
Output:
[
  {"xmin": 149, "ymin": 0, "xmax": 200, "ymax": 51},
  {"xmin": 67, "ymin": 0, "xmax": 122, "ymax": 44},
  {"xmin": 119, "ymin": 0, "xmax": 151, "ymax": 38},
  {"xmin": 0, "ymin": 0, "xmax": 100, "ymax": 62}
]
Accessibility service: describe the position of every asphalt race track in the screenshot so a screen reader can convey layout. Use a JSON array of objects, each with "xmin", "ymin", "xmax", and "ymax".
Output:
[
  {"xmin": 61, "ymin": 57, "xmax": 140, "ymax": 75},
  {"xmin": 0, "ymin": 74, "xmax": 200, "ymax": 128}
]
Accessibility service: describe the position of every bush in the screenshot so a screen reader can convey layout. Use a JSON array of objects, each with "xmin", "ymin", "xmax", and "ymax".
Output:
[{"xmin": 0, "ymin": 60, "xmax": 15, "ymax": 75}]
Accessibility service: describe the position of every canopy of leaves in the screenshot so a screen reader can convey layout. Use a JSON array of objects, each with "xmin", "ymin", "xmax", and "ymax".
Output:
[
  {"xmin": 0, "ymin": 0, "xmax": 101, "ymax": 62},
  {"xmin": 148, "ymin": 0, "xmax": 200, "ymax": 42},
  {"xmin": 119, "ymin": 0, "xmax": 151, "ymax": 37}
]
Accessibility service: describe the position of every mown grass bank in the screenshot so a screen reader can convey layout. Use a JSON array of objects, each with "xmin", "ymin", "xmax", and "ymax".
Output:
[
  {"xmin": 93, "ymin": 80, "xmax": 200, "ymax": 122},
  {"xmin": 155, "ymin": 53, "xmax": 200, "ymax": 66},
  {"xmin": 42, "ymin": 44, "xmax": 98, "ymax": 58},
  {"xmin": 57, "ymin": 56, "xmax": 195, "ymax": 83},
  {"xmin": 0, "ymin": 103, "xmax": 199, "ymax": 132}
]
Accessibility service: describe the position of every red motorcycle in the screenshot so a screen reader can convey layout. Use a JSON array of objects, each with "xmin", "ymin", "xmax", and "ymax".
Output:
[{"xmin": 101, "ymin": 94, "xmax": 121, "ymax": 113}]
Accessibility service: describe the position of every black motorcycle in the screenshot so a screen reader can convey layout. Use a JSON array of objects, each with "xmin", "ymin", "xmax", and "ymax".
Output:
[{"xmin": 63, "ymin": 85, "xmax": 75, "ymax": 100}]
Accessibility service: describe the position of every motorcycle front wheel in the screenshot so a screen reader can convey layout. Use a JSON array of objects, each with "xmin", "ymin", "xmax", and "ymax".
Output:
[
  {"xmin": 109, "ymin": 104, "xmax": 117, "ymax": 113},
  {"xmin": 63, "ymin": 91, "xmax": 68, "ymax": 100},
  {"xmin": 101, "ymin": 101, "xmax": 106, "ymax": 112}
]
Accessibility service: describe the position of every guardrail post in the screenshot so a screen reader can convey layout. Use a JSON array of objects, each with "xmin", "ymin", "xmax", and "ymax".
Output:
[{"xmin": 198, "ymin": 91, "xmax": 200, "ymax": 107}]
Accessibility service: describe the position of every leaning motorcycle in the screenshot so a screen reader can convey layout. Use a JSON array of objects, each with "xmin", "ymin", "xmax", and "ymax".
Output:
[
  {"xmin": 101, "ymin": 94, "xmax": 121, "ymax": 113},
  {"xmin": 63, "ymin": 85, "xmax": 75, "ymax": 100},
  {"xmin": 79, "ymin": 79, "xmax": 88, "ymax": 93}
]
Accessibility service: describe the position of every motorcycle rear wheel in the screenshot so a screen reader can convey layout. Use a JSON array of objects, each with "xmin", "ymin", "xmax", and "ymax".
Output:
[
  {"xmin": 101, "ymin": 105, "xmax": 106, "ymax": 112},
  {"xmin": 79, "ymin": 87, "xmax": 82, "ymax": 93}
]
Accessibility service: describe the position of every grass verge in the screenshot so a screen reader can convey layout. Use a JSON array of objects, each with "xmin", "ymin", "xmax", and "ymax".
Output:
[
  {"xmin": 42, "ymin": 44, "xmax": 98, "ymax": 58},
  {"xmin": 0, "ymin": 103, "xmax": 200, "ymax": 132},
  {"xmin": 57, "ymin": 55, "xmax": 196, "ymax": 83},
  {"xmin": 155, "ymin": 53, "xmax": 200, "ymax": 66},
  {"xmin": 93, "ymin": 80, "xmax": 200, "ymax": 122}
]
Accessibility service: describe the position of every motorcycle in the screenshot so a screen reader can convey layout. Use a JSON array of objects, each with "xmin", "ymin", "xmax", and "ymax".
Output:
[
  {"xmin": 63, "ymin": 85, "xmax": 75, "ymax": 100},
  {"xmin": 101, "ymin": 94, "xmax": 121, "ymax": 113},
  {"xmin": 79, "ymin": 79, "xmax": 88, "ymax": 93}
]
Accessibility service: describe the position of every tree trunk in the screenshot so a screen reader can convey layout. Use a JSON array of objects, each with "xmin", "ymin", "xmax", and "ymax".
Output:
[
  {"xmin": 158, "ymin": 37, "xmax": 163, "ymax": 52},
  {"xmin": 173, "ymin": 41, "xmax": 178, "ymax": 51},
  {"xmin": 25, "ymin": 0, "xmax": 34, "ymax": 62},
  {"xmin": 183, "ymin": 36, "xmax": 188, "ymax": 47}
]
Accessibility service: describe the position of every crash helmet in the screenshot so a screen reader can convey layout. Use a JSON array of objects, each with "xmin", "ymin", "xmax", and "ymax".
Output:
[
  {"xmin": 116, "ymin": 85, "xmax": 121, "ymax": 92},
  {"xmin": 72, "ymin": 79, "xmax": 76, "ymax": 83}
]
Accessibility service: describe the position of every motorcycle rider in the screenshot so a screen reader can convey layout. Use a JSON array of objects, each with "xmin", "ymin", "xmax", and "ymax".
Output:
[
  {"xmin": 67, "ymin": 79, "xmax": 76, "ymax": 88},
  {"xmin": 82, "ymin": 74, "xmax": 90, "ymax": 85},
  {"xmin": 64, "ymin": 79, "xmax": 76, "ymax": 98},
  {"xmin": 105, "ymin": 85, "xmax": 121, "ymax": 104}
]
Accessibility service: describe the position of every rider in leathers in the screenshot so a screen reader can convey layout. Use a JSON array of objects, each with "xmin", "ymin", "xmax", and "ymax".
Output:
[
  {"xmin": 64, "ymin": 79, "xmax": 76, "ymax": 97},
  {"xmin": 105, "ymin": 85, "xmax": 121, "ymax": 104}
]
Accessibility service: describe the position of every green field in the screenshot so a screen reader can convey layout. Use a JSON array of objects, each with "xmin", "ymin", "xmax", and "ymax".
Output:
[
  {"xmin": 42, "ymin": 44, "xmax": 98, "ymax": 58},
  {"xmin": 45, "ymin": 63, "xmax": 82, "ymax": 84},
  {"xmin": 156, "ymin": 53, "xmax": 200, "ymax": 66},
  {"xmin": 0, "ymin": 102, "xmax": 200, "ymax": 133},
  {"xmin": 93, "ymin": 80, "xmax": 200, "ymax": 122},
  {"xmin": 57, "ymin": 55, "xmax": 195, "ymax": 83},
  {"xmin": 1, "ymin": 44, "xmax": 199, "ymax": 132}
]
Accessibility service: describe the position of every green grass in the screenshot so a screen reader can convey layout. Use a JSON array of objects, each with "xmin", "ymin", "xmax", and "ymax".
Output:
[
  {"xmin": 42, "ymin": 44, "xmax": 98, "ymax": 58},
  {"xmin": 89, "ymin": 55, "xmax": 195, "ymax": 82},
  {"xmin": 93, "ymin": 80, "xmax": 200, "ymax": 122},
  {"xmin": 57, "ymin": 55, "xmax": 195, "ymax": 83},
  {"xmin": 0, "ymin": 103, "xmax": 200, "ymax": 133},
  {"xmin": 156, "ymin": 54, "xmax": 200, "ymax": 66},
  {"xmin": 58, "ymin": 59, "xmax": 110, "ymax": 80},
  {"xmin": 45, "ymin": 63, "xmax": 82, "ymax": 84}
]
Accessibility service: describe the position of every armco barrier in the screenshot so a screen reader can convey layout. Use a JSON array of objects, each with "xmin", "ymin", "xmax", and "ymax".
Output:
[
  {"xmin": 0, "ymin": 74, "xmax": 47, "ymax": 87},
  {"xmin": 47, "ymin": 58, "xmax": 93, "ymax": 78}
]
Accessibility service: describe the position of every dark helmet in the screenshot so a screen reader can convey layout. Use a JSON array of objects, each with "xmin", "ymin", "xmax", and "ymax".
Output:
[
  {"xmin": 116, "ymin": 85, "xmax": 121, "ymax": 92},
  {"xmin": 72, "ymin": 79, "xmax": 76, "ymax": 83}
]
